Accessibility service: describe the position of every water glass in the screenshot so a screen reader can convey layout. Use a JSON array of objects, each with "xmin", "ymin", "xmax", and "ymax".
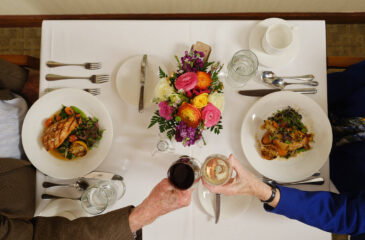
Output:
[
  {"xmin": 226, "ymin": 50, "xmax": 258, "ymax": 88},
  {"xmin": 81, "ymin": 180, "xmax": 126, "ymax": 215}
]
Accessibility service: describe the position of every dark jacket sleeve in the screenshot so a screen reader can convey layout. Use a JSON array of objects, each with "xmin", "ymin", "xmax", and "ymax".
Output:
[
  {"xmin": 264, "ymin": 186, "xmax": 365, "ymax": 236},
  {"xmin": 0, "ymin": 206, "xmax": 142, "ymax": 240}
]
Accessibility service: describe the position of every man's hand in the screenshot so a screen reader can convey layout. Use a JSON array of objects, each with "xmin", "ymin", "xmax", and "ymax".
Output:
[{"xmin": 129, "ymin": 178, "xmax": 193, "ymax": 233}]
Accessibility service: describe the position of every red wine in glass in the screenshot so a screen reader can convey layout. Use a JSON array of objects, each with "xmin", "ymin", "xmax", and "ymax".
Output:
[{"xmin": 167, "ymin": 156, "xmax": 200, "ymax": 190}]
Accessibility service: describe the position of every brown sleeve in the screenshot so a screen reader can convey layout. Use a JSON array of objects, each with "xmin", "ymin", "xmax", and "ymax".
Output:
[{"xmin": 0, "ymin": 206, "xmax": 142, "ymax": 240}]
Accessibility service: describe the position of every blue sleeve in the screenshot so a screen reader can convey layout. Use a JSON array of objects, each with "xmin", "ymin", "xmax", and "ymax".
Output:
[{"xmin": 264, "ymin": 186, "xmax": 365, "ymax": 235}]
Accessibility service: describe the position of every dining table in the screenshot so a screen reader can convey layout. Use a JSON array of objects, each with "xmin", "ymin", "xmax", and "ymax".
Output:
[{"xmin": 35, "ymin": 19, "xmax": 330, "ymax": 240}]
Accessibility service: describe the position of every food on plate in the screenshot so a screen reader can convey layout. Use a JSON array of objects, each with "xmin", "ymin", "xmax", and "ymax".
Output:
[
  {"xmin": 260, "ymin": 106, "xmax": 314, "ymax": 160},
  {"xmin": 42, "ymin": 106, "xmax": 103, "ymax": 160}
]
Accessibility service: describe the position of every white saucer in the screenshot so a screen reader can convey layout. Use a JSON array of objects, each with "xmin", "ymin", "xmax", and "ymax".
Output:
[
  {"xmin": 115, "ymin": 55, "xmax": 167, "ymax": 107},
  {"xmin": 39, "ymin": 199, "xmax": 86, "ymax": 220},
  {"xmin": 197, "ymin": 181, "xmax": 253, "ymax": 220},
  {"xmin": 249, "ymin": 18, "xmax": 300, "ymax": 68}
]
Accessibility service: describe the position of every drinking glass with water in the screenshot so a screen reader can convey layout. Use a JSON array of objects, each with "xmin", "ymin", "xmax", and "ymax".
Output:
[
  {"xmin": 81, "ymin": 180, "xmax": 126, "ymax": 215},
  {"xmin": 226, "ymin": 50, "xmax": 258, "ymax": 88}
]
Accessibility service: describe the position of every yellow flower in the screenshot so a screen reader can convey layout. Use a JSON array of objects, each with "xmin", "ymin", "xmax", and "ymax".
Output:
[
  {"xmin": 154, "ymin": 78, "xmax": 175, "ymax": 101},
  {"xmin": 208, "ymin": 92, "xmax": 224, "ymax": 111},
  {"xmin": 191, "ymin": 93, "xmax": 209, "ymax": 108}
]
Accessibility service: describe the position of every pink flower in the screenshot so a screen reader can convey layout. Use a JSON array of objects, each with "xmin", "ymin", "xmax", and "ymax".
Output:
[
  {"xmin": 201, "ymin": 103, "xmax": 221, "ymax": 127},
  {"xmin": 175, "ymin": 72, "xmax": 198, "ymax": 92},
  {"xmin": 158, "ymin": 101, "xmax": 174, "ymax": 120}
]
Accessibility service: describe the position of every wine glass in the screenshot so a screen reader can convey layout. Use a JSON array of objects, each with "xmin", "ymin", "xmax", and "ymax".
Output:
[
  {"xmin": 167, "ymin": 155, "xmax": 201, "ymax": 190},
  {"xmin": 201, "ymin": 154, "xmax": 232, "ymax": 186},
  {"xmin": 151, "ymin": 133, "xmax": 175, "ymax": 156}
]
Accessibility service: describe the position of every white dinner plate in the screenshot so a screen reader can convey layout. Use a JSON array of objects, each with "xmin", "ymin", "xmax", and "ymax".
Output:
[
  {"xmin": 39, "ymin": 199, "xmax": 86, "ymax": 220},
  {"xmin": 115, "ymin": 55, "xmax": 167, "ymax": 107},
  {"xmin": 22, "ymin": 88, "xmax": 113, "ymax": 179},
  {"xmin": 249, "ymin": 18, "xmax": 300, "ymax": 68},
  {"xmin": 197, "ymin": 181, "xmax": 253, "ymax": 220},
  {"xmin": 241, "ymin": 91, "xmax": 332, "ymax": 182}
]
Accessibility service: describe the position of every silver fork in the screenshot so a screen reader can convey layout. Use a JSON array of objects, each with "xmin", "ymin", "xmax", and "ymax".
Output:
[
  {"xmin": 46, "ymin": 61, "xmax": 102, "ymax": 70},
  {"xmin": 45, "ymin": 74, "xmax": 109, "ymax": 84},
  {"xmin": 84, "ymin": 88, "xmax": 101, "ymax": 95},
  {"xmin": 44, "ymin": 88, "xmax": 101, "ymax": 96}
]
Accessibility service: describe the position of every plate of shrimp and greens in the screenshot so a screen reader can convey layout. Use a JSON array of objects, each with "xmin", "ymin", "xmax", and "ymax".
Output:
[
  {"xmin": 22, "ymin": 88, "xmax": 113, "ymax": 179},
  {"xmin": 241, "ymin": 91, "xmax": 332, "ymax": 182}
]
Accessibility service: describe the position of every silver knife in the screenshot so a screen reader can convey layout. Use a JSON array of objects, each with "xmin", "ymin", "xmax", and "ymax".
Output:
[
  {"xmin": 238, "ymin": 88, "xmax": 317, "ymax": 97},
  {"xmin": 83, "ymin": 171, "xmax": 123, "ymax": 181},
  {"xmin": 139, "ymin": 55, "xmax": 147, "ymax": 112},
  {"xmin": 215, "ymin": 193, "xmax": 221, "ymax": 224}
]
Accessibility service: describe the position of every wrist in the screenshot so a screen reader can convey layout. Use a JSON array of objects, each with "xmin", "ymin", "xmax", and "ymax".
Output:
[
  {"xmin": 250, "ymin": 179, "xmax": 272, "ymax": 200},
  {"xmin": 129, "ymin": 200, "xmax": 158, "ymax": 233},
  {"xmin": 255, "ymin": 181, "xmax": 281, "ymax": 208}
]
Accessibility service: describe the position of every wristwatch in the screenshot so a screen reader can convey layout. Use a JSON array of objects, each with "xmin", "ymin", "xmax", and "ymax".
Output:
[{"xmin": 261, "ymin": 180, "xmax": 277, "ymax": 203}]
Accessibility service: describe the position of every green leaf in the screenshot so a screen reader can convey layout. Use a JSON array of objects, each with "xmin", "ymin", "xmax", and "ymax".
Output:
[
  {"xmin": 175, "ymin": 55, "xmax": 182, "ymax": 69},
  {"xmin": 59, "ymin": 106, "xmax": 68, "ymax": 119},
  {"xmin": 159, "ymin": 67, "xmax": 168, "ymax": 78}
]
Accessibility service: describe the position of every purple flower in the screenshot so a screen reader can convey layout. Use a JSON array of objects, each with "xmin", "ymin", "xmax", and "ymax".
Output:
[
  {"xmin": 175, "ymin": 121, "xmax": 202, "ymax": 146},
  {"xmin": 180, "ymin": 50, "xmax": 206, "ymax": 73}
]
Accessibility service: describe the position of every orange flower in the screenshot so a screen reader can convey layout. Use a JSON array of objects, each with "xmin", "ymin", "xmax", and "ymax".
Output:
[
  {"xmin": 178, "ymin": 102, "xmax": 201, "ymax": 128},
  {"xmin": 196, "ymin": 71, "xmax": 212, "ymax": 90}
]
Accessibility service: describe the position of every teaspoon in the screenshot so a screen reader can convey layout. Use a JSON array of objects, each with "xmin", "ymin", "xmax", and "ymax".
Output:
[
  {"xmin": 262, "ymin": 71, "xmax": 315, "ymax": 82},
  {"xmin": 271, "ymin": 78, "xmax": 319, "ymax": 89},
  {"xmin": 265, "ymin": 177, "xmax": 325, "ymax": 186}
]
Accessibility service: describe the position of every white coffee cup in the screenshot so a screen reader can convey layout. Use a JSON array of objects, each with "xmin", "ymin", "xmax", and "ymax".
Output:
[{"xmin": 262, "ymin": 23, "xmax": 295, "ymax": 55}]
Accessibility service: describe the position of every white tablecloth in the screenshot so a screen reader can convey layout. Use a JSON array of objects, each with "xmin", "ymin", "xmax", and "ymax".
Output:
[{"xmin": 36, "ymin": 20, "xmax": 330, "ymax": 240}]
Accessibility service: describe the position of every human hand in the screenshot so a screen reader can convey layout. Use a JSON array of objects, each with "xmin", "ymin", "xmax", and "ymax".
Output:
[
  {"xmin": 129, "ymin": 178, "xmax": 193, "ymax": 232},
  {"xmin": 202, "ymin": 154, "xmax": 278, "ymax": 206}
]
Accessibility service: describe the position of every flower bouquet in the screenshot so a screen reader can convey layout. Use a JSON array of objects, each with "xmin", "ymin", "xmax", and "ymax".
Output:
[{"xmin": 148, "ymin": 49, "xmax": 224, "ymax": 147}]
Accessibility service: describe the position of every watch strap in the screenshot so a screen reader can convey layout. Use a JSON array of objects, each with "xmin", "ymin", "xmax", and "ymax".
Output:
[{"xmin": 261, "ymin": 180, "xmax": 277, "ymax": 203}]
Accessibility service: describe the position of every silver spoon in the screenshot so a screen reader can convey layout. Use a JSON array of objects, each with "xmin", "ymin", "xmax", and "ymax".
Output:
[
  {"xmin": 42, "ymin": 179, "xmax": 89, "ymax": 191},
  {"xmin": 42, "ymin": 194, "xmax": 81, "ymax": 201},
  {"xmin": 265, "ymin": 177, "xmax": 325, "ymax": 186},
  {"xmin": 262, "ymin": 71, "xmax": 315, "ymax": 82},
  {"xmin": 281, "ymin": 177, "xmax": 325, "ymax": 186},
  {"xmin": 271, "ymin": 78, "xmax": 319, "ymax": 89}
]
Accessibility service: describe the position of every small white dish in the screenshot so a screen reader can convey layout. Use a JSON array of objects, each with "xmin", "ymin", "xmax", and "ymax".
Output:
[
  {"xmin": 115, "ymin": 55, "xmax": 168, "ymax": 107},
  {"xmin": 197, "ymin": 181, "xmax": 253, "ymax": 220},
  {"xmin": 22, "ymin": 88, "xmax": 113, "ymax": 179},
  {"xmin": 249, "ymin": 18, "xmax": 300, "ymax": 68},
  {"xmin": 241, "ymin": 91, "xmax": 332, "ymax": 182},
  {"xmin": 39, "ymin": 199, "xmax": 86, "ymax": 220}
]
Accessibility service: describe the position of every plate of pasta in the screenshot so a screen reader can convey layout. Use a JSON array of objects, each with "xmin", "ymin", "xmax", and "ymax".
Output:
[{"xmin": 241, "ymin": 91, "xmax": 332, "ymax": 182}]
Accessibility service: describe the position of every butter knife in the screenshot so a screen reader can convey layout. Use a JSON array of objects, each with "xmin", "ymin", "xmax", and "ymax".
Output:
[
  {"xmin": 215, "ymin": 193, "xmax": 221, "ymax": 224},
  {"xmin": 139, "ymin": 55, "xmax": 147, "ymax": 112},
  {"xmin": 238, "ymin": 88, "xmax": 317, "ymax": 97}
]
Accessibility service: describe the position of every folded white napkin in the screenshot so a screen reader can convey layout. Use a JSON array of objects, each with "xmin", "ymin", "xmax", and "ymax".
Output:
[{"xmin": 0, "ymin": 93, "xmax": 28, "ymax": 159}]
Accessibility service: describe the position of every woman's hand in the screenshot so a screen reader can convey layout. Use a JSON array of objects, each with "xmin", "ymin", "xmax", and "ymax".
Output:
[{"xmin": 202, "ymin": 154, "xmax": 280, "ymax": 207}]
